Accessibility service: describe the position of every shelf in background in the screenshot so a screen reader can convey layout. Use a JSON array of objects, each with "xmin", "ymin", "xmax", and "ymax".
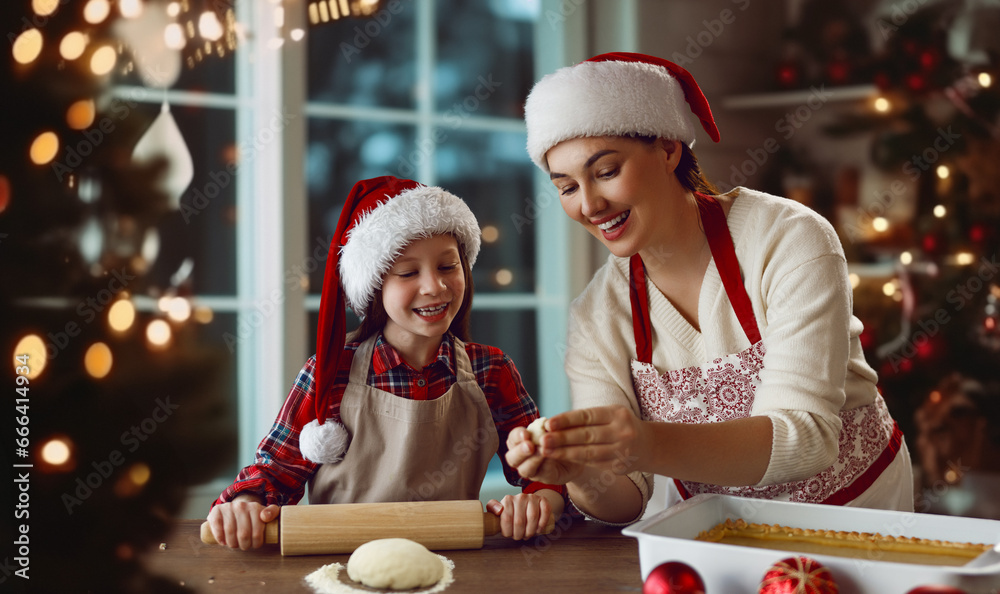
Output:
[{"xmin": 722, "ymin": 84, "xmax": 878, "ymax": 110}]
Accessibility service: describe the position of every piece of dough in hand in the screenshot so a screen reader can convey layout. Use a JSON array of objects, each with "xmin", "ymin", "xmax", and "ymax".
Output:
[
  {"xmin": 346, "ymin": 538, "xmax": 443, "ymax": 590},
  {"xmin": 526, "ymin": 417, "xmax": 548, "ymax": 445}
]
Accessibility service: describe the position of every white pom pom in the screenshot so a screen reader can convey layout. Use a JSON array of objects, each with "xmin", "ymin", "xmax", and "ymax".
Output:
[{"xmin": 299, "ymin": 418, "xmax": 350, "ymax": 464}]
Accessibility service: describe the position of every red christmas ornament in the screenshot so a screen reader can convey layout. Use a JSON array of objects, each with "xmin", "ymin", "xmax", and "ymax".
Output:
[
  {"xmin": 775, "ymin": 61, "xmax": 801, "ymax": 89},
  {"xmin": 759, "ymin": 556, "xmax": 838, "ymax": 594},
  {"xmin": 643, "ymin": 561, "xmax": 706, "ymax": 594},
  {"xmin": 906, "ymin": 587, "xmax": 968, "ymax": 594}
]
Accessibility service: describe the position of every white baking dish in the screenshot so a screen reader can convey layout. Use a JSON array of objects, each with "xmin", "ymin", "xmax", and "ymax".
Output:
[{"xmin": 622, "ymin": 494, "xmax": 1000, "ymax": 594}]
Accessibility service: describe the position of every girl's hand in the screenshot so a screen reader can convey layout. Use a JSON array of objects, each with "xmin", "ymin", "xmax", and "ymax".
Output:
[
  {"xmin": 504, "ymin": 426, "xmax": 584, "ymax": 485},
  {"xmin": 206, "ymin": 495, "xmax": 280, "ymax": 550},
  {"xmin": 485, "ymin": 493, "xmax": 552, "ymax": 540},
  {"xmin": 541, "ymin": 405, "xmax": 646, "ymax": 476}
]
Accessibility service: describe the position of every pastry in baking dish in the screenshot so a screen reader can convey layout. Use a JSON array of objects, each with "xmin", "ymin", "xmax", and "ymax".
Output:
[{"xmin": 696, "ymin": 518, "xmax": 993, "ymax": 567}]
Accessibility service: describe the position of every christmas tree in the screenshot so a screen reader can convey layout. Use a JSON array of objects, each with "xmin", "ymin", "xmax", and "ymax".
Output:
[{"xmin": 1, "ymin": 1, "xmax": 235, "ymax": 591}]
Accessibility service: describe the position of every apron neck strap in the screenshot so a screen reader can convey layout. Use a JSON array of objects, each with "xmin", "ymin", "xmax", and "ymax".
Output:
[{"xmin": 629, "ymin": 193, "xmax": 761, "ymax": 363}]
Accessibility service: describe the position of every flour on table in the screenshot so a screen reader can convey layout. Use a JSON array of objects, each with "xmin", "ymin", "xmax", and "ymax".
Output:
[{"xmin": 305, "ymin": 550, "xmax": 454, "ymax": 593}]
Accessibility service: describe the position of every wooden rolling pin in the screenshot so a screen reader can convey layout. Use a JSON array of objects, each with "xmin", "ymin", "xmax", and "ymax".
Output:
[{"xmin": 200, "ymin": 500, "xmax": 555, "ymax": 556}]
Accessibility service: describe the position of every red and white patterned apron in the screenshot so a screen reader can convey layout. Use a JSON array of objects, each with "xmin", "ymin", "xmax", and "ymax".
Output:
[{"xmin": 629, "ymin": 194, "xmax": 903, "ymax": 504}]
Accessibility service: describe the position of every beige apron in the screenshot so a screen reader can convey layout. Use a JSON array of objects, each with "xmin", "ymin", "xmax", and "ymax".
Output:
[
  {"xmin": 308, "ymin": 334, "xmax": 499, "ymax": 504},
  {"xmin": 629, "ymin": 194, "xmax": 903, "ymax": 505}
]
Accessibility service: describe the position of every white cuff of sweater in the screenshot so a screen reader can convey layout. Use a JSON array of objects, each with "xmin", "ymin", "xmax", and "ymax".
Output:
[{"xmin": 756, "ymin": 410, "xmax": 840, "ymax": 486}]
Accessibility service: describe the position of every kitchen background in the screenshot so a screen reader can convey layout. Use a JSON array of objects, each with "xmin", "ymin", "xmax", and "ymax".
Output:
[{"xmin": 2, "ymin": 0, "xmax": 998, "ymax": 589}]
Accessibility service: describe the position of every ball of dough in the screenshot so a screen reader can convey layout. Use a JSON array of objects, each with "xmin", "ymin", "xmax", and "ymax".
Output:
[
  {"xmin": 346, "ymin": 538, "xmax": 443, "ymax": 590},
  {"xmin": 526, "ymin": 416, "xmax": 548, "ymax": 445}
]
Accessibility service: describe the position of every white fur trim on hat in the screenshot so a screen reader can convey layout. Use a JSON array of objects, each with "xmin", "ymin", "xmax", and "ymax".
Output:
[
  {"xmin": 339, "ymin": 185, "xmax": 481, "ymax": 314},
  {"xmin": 299, "ymin": 418, "xmax": 350, "ymax": 464},
  {"xmin": 524, "ymin": 60, "xmax": 697, "ymax": 171}
]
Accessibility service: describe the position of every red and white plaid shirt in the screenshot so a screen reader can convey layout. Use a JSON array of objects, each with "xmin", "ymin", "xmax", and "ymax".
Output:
[{"xmin": 214, "ymin": 332, "xmax": 562, "ymax": 507}]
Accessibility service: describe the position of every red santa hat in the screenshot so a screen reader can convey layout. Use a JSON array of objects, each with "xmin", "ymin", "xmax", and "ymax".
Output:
[
  {"xmin": 524, "ymin": 52, "xmax": 721, "ymax": 171},
  {"xmin": 299, "ymin": 176, "xmax": 481, "ymax": 465}
]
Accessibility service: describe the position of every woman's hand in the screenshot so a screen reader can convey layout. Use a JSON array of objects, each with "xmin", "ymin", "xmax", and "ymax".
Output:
[
  {"xmin": 505, "ymin": 426, "xmax": 585, "ymax": 485},
  {"xmin": 485, "ymin": 493, "xmax": 552, "ymax": 540},
  {"xmin": 205, "ymin": 494, "xmax": 280, "ymax": 550},
  {"xmin": 541, "ymin": 405, "xmax": 646, "ymax": 476}
]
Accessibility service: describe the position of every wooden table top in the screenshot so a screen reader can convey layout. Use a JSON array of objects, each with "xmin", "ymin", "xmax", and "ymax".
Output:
[{"xmin": 146, "ymin": 516, "xmax": 644, "ymax": 593}]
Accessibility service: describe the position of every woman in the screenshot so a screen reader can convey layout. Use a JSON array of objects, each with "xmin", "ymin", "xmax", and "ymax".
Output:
[{"xmin": 506, "ymin": 52, "xmax": 913, "ymax": 525}]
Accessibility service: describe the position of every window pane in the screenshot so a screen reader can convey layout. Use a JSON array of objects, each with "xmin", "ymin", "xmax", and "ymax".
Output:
[
  {"xmin": 435, "ymin": 129, "xmax": 536, "ymax": 293},
  {"xmin": 307, "ymin": 2, "xmax": 418, "ymax": 108},
  {"xmin": 470, "ymin": 309, "xmax": 539, "ymax": 402},
  {"xmin": 136, "ymin": 105, "xmax": 237, "ymax": 295},
  {"xmin": 306, "ymin": 119, "xmax": 418, "ymax": 294},
  {"xmin": 435, "ymin": 0, "xmax": 535, "ymax": 118}
]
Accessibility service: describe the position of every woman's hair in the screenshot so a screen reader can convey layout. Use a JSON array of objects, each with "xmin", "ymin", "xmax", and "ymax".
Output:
[
  {"xmin": 634, "ymin": 135, "xmax": 719, "ymax": 195},
  {"xmin": 356, "ymin": 234, "xmax": 474, "ymax": 342}
]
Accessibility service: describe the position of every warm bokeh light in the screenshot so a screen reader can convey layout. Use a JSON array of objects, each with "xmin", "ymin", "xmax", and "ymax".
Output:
[
  {"xmin": 164, "ymin": 23, "xmax": 186, "ymax": 50},
  {"xmin": 872, "ymin": 217, "xmax": 889, "ymax": 233},
  {"xmin": 167, "ymin": 1, "xmax": 181, "ymax": 17},
  {"xmin": 874, "ymin": 96, "xmax": 890, "ymax": 113},
  {"xmin": 108, "ymin": 299, "xmax": 136, "ymax": 332},
  {"xmin": 481, "ymin": 225, "xmax": 500, "ymax": 243},
  {"xmin": 119, "ymin": 0, "xmax": 143, "ymax": 18},
  {"xmin": 979, "ymin": 72, "xmax": 993, "ymax": 88},
  {"xmin": 146, "ymin": 319, "xmax": 172, "ymax": 347},
  {"xmin": 83, "ymin": 0, "xmax": 111, "ymax": 24},
  {"xmin": 33, "ymin": 0, "xmax": 60, "ymax": 17},
  {"xmin": 956, "ymin": 252, "xmax": 975, "ymax": 266},
  {"xmin": 14, "ymin": 334, "xmax": 47, "ymax": 380},
  {"xmin": 933, "ymin": 204, "xmax": 947, "ymax": 218},
  {"xmin": 936, "ymin": 165, "xmax": 949, "ymax": 179},
  {"xmin": 41, "ymin": 437, "xmax": 72, "ymax": 465},
  {"xmin": 882, "ymin": 280, "xmax": 898, "ymax": 297},
  {"xmin": 494, "ymin": 268, "xmax": 514, "ymax": 286},
  {"xmin": 115, "ymin": 462, "xmax": 151, "ymax": 497},
  {"xmin": 66, "ymin": 99, "xmax": 96, "ymax": 130},
  {"xmin": 290, "ymin": 28, "xmax": 305, "ymax": 41},
  {"xmin": 198, "ymin": 11, "xmax": 223, "ymax": 41},
  {"xmin": 60, "ymin": 31, "xmax": 88, "ymax": 60},
  {"xmin": 166, "ymin": 297, "xmax": 191, "ymax": 322},
  {"xmin": 194, "ymin": 306, "xmax": 214, "ymax": 324},
  {"xmin": 30, "ymin": 131, "xmax": 59, "ymax": 165},
  {"xmin": 84, "ymin": 342, "xmax": 113, "ymax": 379},
  {"xmin": 928, "ymin": 390, "xmax": 942, "ymax": 404},
  {"xmin": 848, "ymin": 273, "xmax": 860, "ymax": 289},
  {"xmin": 157, "ymin": 295, "xmax": 173, "ymax": 312},
  {"xmin": 90, "ymin": 45, "xmax": 117, "ymax": 75},
  {"xmin": 12, "ymin": 29, "xmax": 44, "ymax": 65},
  {"xmin": 900, "ymin": 251, "xmax": 913, "ymax": 265}
]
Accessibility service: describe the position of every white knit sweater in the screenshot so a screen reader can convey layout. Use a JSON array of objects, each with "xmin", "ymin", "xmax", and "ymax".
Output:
[{"xmin": 565, "ymin": 187, "xmax": 882, "ymax": 512}]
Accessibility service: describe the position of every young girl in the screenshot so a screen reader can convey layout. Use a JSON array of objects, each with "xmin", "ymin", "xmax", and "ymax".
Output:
[{"xmin": 207, "ymin": 176, "xmax": 564, "ymax": 549}]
